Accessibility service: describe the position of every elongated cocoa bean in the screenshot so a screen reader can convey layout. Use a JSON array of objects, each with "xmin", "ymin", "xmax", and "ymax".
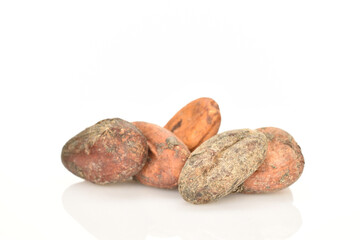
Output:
[
  {"xmin": 239, "ymin": 127, "xmax": 304, "ymax": 193},
  {"xmin": 61, "ymin": 118, "xmax": 148, "ymax": 184},
  {"xmin": 133, "ymin": 122, "xmax": 190, "ymax": 189},
  {"xmin": 164, "ymin": 97, "xmax": 221, "ymax": 151},
  {"xmin": 178, "ymin": 129, "xmax": 267, "ymax": 204}
]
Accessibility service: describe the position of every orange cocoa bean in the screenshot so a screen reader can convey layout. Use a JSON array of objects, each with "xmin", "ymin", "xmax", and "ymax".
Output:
[
  {"xmin": 239, "ymin": 127, "xmax": 305, "ymax": 193},
  {"xmin": 164, "ymin": 97, "xmax": 221, "ymax": 151},
  {"xmin": 133, "ymin": 121, "xmax": 190, "ymax": 189}
]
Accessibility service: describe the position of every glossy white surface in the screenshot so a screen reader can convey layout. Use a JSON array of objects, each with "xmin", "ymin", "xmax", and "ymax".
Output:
[
  {"xmin": 62, "ymin": 182, "xmax": 301, "ymax": 240},
  {"xmin": 1, "ymin": 0, "xmax": 359, "ymax": 239}
]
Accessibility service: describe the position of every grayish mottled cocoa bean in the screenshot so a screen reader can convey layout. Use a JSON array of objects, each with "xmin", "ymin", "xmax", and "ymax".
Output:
[{"xmin": 178, "ymin": 129, "xmax": 267, "ymax": 204}]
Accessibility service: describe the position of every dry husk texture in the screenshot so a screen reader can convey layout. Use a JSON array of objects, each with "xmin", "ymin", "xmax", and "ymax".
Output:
[
  {"xmin": 178, "ymin": 129, "xmax": 267, "ymax": 204},
  {"xmin": 239, "ymin": 127, "xmax": 305, "ymax": 193},
  {"xmin": 61, "ymin": 118, "xmax": 148, "ymax": 184},
  {"xmin": 133, "ymin": 121, "xmax": 190, "ymax": 189}
]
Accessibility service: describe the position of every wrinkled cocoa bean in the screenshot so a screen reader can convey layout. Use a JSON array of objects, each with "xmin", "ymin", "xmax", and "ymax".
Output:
[
  {"xmin": 178, "ymin": 129, "xmax": 267, "ymax": 204},
  {"xmin": 133, "ymin": 122, "xmax": 190, "ymax": 189},
  {"xmin": 239, "ymin": 127, "xmax": 305, "ymax": 193},
  {"xmin": 61, "ymin": 118, "xmax": 148, "ymax": 184}
]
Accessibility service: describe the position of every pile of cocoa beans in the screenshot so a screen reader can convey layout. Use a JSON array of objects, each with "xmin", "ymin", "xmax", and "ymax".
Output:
[{"xmin": 61, "ymin": 98, "xmax": 304, "ymax": 204}]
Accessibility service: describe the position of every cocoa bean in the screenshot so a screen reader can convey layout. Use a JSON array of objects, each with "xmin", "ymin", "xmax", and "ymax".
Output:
[
  {"xmin": 133, "ymin": 122, "xmax": 190, "ymax": 189},
  {"xmin": 164, "ymin": 97, "xmax": 221, "ymax": 151},
  {"xmin": 239, "ymin": 127, "xmax": 305, "ymax": 193},
  {"xmin": 61, "ymin": 118, "xmax": 148, "ymax": 184},
  {"xmin": 178, "ymin": 129, "xmax": 267, "ymax": 204}
]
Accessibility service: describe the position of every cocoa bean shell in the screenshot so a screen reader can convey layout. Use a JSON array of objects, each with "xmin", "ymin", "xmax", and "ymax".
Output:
[
  {"xmin": 164, "ymin": 97, "xmax": 221, "ymax": 151},
  {"xmin": 178, "ymin": 129, "xmax": 267, "ymax": 204},
  {"xmin": 61, "ymin": 118, "xmax": 148, "ymax": 184},
  {"xmin": 133, "ymin": 122, "xmax": 190, "ymax": 189},
  {"xmin": 239, "ymin": 127, "xmax": 305, "ymax": 193}
]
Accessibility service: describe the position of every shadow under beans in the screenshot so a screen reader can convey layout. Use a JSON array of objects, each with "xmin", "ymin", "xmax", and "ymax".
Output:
[{"xmin": 62, "ymin": 181, "xmax": 302, "ymax": 240}]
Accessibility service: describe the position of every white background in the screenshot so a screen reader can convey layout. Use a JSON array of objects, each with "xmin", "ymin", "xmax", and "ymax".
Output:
[{"xmin": 1, "ymin": 0, "xmax": 359, "ymax": 239}]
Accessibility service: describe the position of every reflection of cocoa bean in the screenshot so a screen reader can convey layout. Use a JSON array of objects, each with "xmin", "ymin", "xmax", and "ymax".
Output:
[
  {"xmin": 240, "ymin": 127, "xmax": 305, "ymax": 193},
  {"xmin": 61, "ymin": 118, "xmax": 148, "ymax": 184},
  {"xmin": 164, "ymin": 97, "xmax": 221, "ymax": 151},
  {"xmin": 133, "ymin": 122, "xmax": 190, "ymax": 189},
  {"xmin": 62, "ymin": 182, "xmax": 302, "ymax": 240},
  {"xmin": 179, "ymin": 129, "xmax": 267, "ymax": 204}
]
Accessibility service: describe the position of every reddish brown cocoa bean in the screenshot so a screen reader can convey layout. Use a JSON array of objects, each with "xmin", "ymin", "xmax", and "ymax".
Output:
[
  {"xmin": 239, "ymin": 127, "xmax": 305, "ymax": 193},
  {"xmin": 178, "ymin": 129, "xmax": 268, "ymax": 204},
  {"xmin": 164, "ymin": 97, "xmax": 221, "ymax": 151},
  {"xmin": 61, "ymin": 118, "xmax": 148, "ymax": 184},
  {"xmin": 133, "ymin": 122, "xmax": 190, "ymax": 189}
]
